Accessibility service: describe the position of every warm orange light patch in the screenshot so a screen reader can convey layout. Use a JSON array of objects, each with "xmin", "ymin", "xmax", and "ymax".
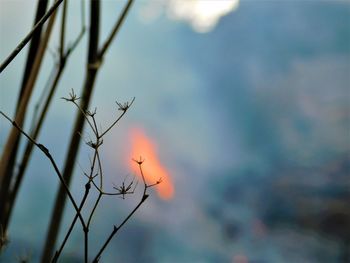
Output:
[{"xmin": 129, "ymin": 128, "xmax": 174, "ymax": 200}]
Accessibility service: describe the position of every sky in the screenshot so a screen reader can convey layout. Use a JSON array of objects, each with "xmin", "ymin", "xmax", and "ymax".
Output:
[{"xmin": 0, "ymin": 0, "xmax": 350, "ymax": 262}]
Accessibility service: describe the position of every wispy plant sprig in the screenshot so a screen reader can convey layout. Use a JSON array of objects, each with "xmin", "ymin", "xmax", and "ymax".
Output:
[
  {"xmin": 46, "ymin": 1, "xmax": 136, "ymax": 260},
  {"xmin": 52, "ymin": 90, "xmax": 140, "ymax": 262},
  {"xmin": 61, "ymin": 88, "xmax": 80, "ymax": 102},
  {"xmin": 92, "ymin": 159, "xmax": 161, "ymax": 263}
]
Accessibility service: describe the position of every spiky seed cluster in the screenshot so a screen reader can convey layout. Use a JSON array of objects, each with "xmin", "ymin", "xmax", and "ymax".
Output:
[{"xmin": 61, "ymin": 89, "xmax": 80, "ymax": 102}]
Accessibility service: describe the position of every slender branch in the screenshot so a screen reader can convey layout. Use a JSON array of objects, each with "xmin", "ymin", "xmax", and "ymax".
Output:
[
  {"xmin": 87, "ymin": 136, "xmax": 103, "ymax": 228},
  {"xmin": 87, "ymin": 192, "xmax": 102, "ymax": 228},
  {"xmin": 59, "ymin": 0, "xmax": 67, "ymax": 59},
  {"xmin": 92, "ymin": 194, "xmax": 149, "ymax": 263},
  {"xmin": 91, "ymin": 114, "xmax": 100, "ymax": 138},
  {"xmin": 31, "ymin": 66, "xmax": 58, "ymax": 129},
  {"xmin": 19, "ymin": 0, "xmax": 49, "ymax": 95},
  {"xmin": 43, "ymin": 1, "xmax": 137, "ymax": 261},
  {"xmin": 52, "ymin": 183, "xmax": 91, "ymax": 263},
  {"xmin": 0, "ymin": 3, "xmax": 59, "ymax": 182},
  {"xmin": 52, "ymin": 135, "xmax": 97, "ymax": 263},
  {"xmin": 5, "ymin": 1, "xmax": 86, "ymax": 230},
  {"xmin": 84, "ymin": 228, "xmax": 89, "ymax": 263},
  {"xmin": 89, "ymin": 149, "xmax": 99, "ymax": 179},
  {"xmin": 66, "ymin": 28, "xmax": 86, "ymax": 57},
  {"xmin": 5, "ymin": 66, "xmax": 59, "ymax": 229},
  {"xmin": 96, "ymin": 149, "xmax": 103, "ymax": 188},
  {"xmin": 0, "ymin": 6, "xmax": 59, "ymax": 231},
  {"xmin": 40, "ymin": 1, "xmax": 91, "ymax": 259},
  {"xmin": 92, "ymin": 162, "xmax": 160, "ymax": 262},
  {"xmin": 98, "ymin": 0, "xmax": 134, "ymax": 58},
  {"xmin": 99, "ymin": 97, "xmax": 135, "ymax": 138},
  {"xmin": 73, "ymin": 100, "xmax": 98, "ymax": 136},
  {"xmin": 0, "ymin": 0, "xmax": 64, "ymax": 73},
  {"xmin": 0, "ymin": 111, "xmax": 86, "ymax": 229},
  {"xmin": 65, "ymin": 0, "xmax": 86, "ymax": 56}
]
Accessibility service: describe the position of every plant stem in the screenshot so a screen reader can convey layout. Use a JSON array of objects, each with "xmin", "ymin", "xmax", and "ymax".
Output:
[
  {"xmin": 40, "ymin": 2, "xmax": 101, "ymax": 261},
  {"xmin": 0, "ymin": 112, "xmax": 86, "ymax": 229},
  {"xmin": 92, "ymin": 194, "xmax": 149, "ymax": 262},
  {"xmin": 98, "ymin": 0, "xmax": 134, "ymax": 58},
  {"xmin": 52, "ymin": 183, "xmax": 91, "ymax": 263},
  {"xmin": 0, "ymin": 5, "xmax": 58, "ymax": 231},
  {"xmin": 5, "ymin": 0, "xmax": 86, "ymax": 231},
  {"xmin": 87, "ymin": 192, "xmax": 102, "ymax": 228},
  {"xmin": 59, "ymin": 0, "xmax": 67, "ymax": 60},
  {"xmin": 84, "ymin": 228, "xmax": 89, "ymax": 263},
  {"xmin": 0, "ymin": 0, "xmax": 64, "ymax": 73},
  {"xmin": 43, "ymin": 0, "xmax": 135, "ymax": 260},
  {"xmin": 0, "ymin": 0, "xmax": 48, "ymax": 232}
]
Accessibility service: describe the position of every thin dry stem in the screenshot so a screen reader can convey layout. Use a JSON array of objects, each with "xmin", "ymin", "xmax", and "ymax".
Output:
[
  {"xmin": 92, "ymin": 162, "xmax": 161, "ymax": 262},
  {"xmin": 0, "ymin": 111, "xmax": 86, "ymax": 229},
  {"xmin": 0, "ymin": 0, "xmax": 64, "ymax": 73}
]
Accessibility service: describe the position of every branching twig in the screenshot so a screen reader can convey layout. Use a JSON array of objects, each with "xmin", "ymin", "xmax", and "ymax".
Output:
[
  {"xmin": 51, "ymin": 183, "xmax": 91, "ymax": 263},
  {"xmin": 99, "ymin": 97, "xmax": 135, "ymax": 138},
  {"xmin": 92, "ymin": 194, "xmax": 149, "ymax": 263},
  {"xmin": 92, "ymin": 161, "xmax": 161, "ymax": 262},
  {"xmin": 52, "ymin": 91, "xmax": 135, "ymax": 261},
  {"xmin": 1, "ymin": 1, "xmax": 159, "ymax": 262}
]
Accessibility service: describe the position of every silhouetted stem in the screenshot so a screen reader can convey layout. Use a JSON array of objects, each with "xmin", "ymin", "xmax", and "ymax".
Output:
[
  {"xmin": 52, "ymin": 183, "xmax": 91, "ymax": 263},
  {"xmin": 87, "ymin": 192, "xmax": 102, "ymax": 228},
  {"xmin": 41, "ymin": 2, "xmax": 100, "ymax": 261},
  {"xmin": 0, "ymin": 0, "xmax": 48, "ymax": 231},
  {"xmin": 99, "ymin": 97, "xmax": 134, "ymax": 138},
  {"xmin": 0, "ymin": 0, "xmax": 64, "ymax": 73},
  {"xmin": 0, "ymin": 111, "xmax": 86, "ymax": 230},
  {"xmin": 5, "ymin": 0, "xmax": 85, "ymax": 232},
  {"xmin": 20, "ymin": 0, "xmax": 49, "ymax": 93},
  {"xmin": 59, "ymin": 0, "xmax": 67, "ymax": 59},
  {"xmin": 98, "ymin": 0, "xmax": 134, "ymax": 58},
  {"xmin": 92, "ymin": 194, "xmax": 149, "ymax": 263},
  {"xmin": 43, "ymin": 0, "xmax": 135, "ymax": 260},
  {"xmin": 92, "ymin": 162, "xmax": 160, "ymax": 262},
  {"xmin": 0, "ymin": 7, "xmax": 58, "ymax": 231},
  {"xmin": 84, "ymin": 228, "xmax": 89, "ymax": 263},
  {"xmin": 5, "ymin": 66, "xmax": 61, "ymax": 228}
]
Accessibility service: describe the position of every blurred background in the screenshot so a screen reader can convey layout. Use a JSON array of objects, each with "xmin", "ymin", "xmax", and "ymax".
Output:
[{"xmin": 0, "ymin": 0, "xmax": 349, "ymax": 262}]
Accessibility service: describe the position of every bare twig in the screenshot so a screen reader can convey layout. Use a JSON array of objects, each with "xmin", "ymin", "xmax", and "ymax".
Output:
[
  {"xmin": 0, "ymin": 6, "xmax": 58, "ymax": 231},
  {"xmin": 0, "ymin": 0, "xmax": 64, "ymax": 73},
  {"xmin": 0, "ymin": 111, "xmax": 86, "ymax": 230},
  {"xmin": 52, "ymin": 90, "xmax": 135, "ymax": 261},
  {"xmin": 99, "ymin": 97, "xmax": 135, "ymax": 138},
  {"xmin": 53, "ymin": 146, "xmax": 99, "ymax": 263},
  {"xmin": 92, "ymin": 194, "xmax": 149, "ymax": 263},
  {"xmin": 92, "ymin": 161, "xmax": 161, "ymax": 262},
  {"xmin": 43, "ymin": 0, "xmax": 137, "ymax": 261},
  {"xmin": 59, "ymin": 0, "xmax": 68, "ymax": 60},
  {"xmin": 98, "ymin": 0, "xmax": 134, "ymax": 58},
  {"xmin": 5, "ymin": 0, "xmax": 86, "ymax": 232},
  {"xmin": 51, "ymin": 183, "xmax": 90, "ymax": 263},
  {"xmin": 0, "ymin": 0, "xmax": 49, "ymax": 231}
]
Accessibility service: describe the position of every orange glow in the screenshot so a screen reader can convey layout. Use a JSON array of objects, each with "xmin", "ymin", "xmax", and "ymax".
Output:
[{"xmin": 129, "ymin": 128, "xmax": 174, "ymax": 200}]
